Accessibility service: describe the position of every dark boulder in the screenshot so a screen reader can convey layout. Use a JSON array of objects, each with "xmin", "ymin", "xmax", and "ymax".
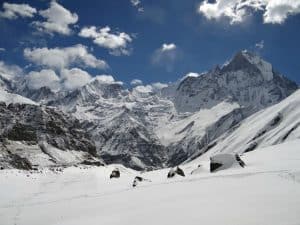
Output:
[
  {"xmin": 210, "ymin": 153, "xmax": 245, "ymax": 173},
  {"xmin": 110, "ymin": 168, "xmax": 120, "ymax": 179},
  {"xmin": 132, "ymin": 176, "xmax": 151, "ymax": 187},
  {"xmin": 176, "ymin": 167, "xmax": 185, "ymax": 177},
  {"xmin": 167, "ymin": 166, "xmax": 185, "ymax": 178}
]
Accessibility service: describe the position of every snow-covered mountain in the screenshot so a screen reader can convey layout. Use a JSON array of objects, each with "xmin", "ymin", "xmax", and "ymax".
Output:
[
  {"xmin": 0, "ymin": 94, "xmax": 101, "ymax": 169},
  {"xmin": 0, "ymin": 50, "xmax": 298, "ymax": 170},
  {"xmin": 190, "ymin": 89, "xmax": 300, "ymax": 162},
  {"xmin": 164, "ymin": 50, "xmax": 297, "ymax": 114}
]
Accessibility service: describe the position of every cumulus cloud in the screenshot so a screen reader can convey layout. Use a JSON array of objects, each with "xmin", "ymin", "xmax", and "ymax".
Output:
[
  {"xmin": 26, "ymin": 69, "xmax": 60, "ymax": 90},
  {"xmin": 33, "ymin": 1, "xmax": 78, "ymax": 35},
  {"xmin": 130, "ymin": 79, "xmax": 143, "ymax": 86},
  {"xmin": 24, "ymin": 44, "xmax": 108, "ymax": 70},
  {"xmin": 0, "ymin": 2, "xmax": 36, "ymax": 19},
  {"xmin": 0, "ymin": 61, "xmax": 22, "ymax": 80},
  {"xmin": 92, "ymin": 75, "xmax": 115, "ymax": 83},
  {"xmin": 198, "ymin": 0, "xmax": 300, "ymax": 25},
  {"xmin": 151, "ymin": 43, "xmax": 179, "ymax": 72},
  {"xmin": 79, "ymin": 26, "xmax": 133, "ymax": 56},
  {"xmin": 264, "ymin": 1, "xmax": 300, "ymax": 24},
  {"xmin": 134, "ymin": 85, "xmax": 153, "ymax": 93},
  {"xmin": 61, "ymin": 68, "xmax": 92, "ymax": 90}
]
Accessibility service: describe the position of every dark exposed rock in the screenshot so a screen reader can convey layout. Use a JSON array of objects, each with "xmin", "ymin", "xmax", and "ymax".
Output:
[
  {"xmin": 110, "ymin": 168, "xmax": 120, "ymax": 179},
  {"xmin": 7, "ymin": 123, "xmax": 37, "ymax": 142},
  {"xmin": 210, "ymin": 162, "xmax": 223, "ymax": 173},
  {"xmin": 9, "ymin": 154, "xmax": 32, "ymax": 170},
  {"xmin": 81, "ymin": 160, "xmax": 104, "ymax": 167},
  {"xmin": 167, "ymin": 166, "xmax": 185, "ymax": 178},
  {"xmin": 0, "ymin": 103, "xmax": 96, "ymax": 156},
  {"xmin": 244, "ymin": 142, "xmax": 258, "ymax": 153},
  {"xmin": 235, "ymin": 154, "xmax": 246, "ymax": 167},
  {"xmin": 282, "ymin": 122, "xmax": 300, "ymax": 141},
  {"xmin": 132, "ymin": 176, "xmax": 148, "ymax": 187},
  {"xmin": 210, "ymin": 153, "xmax": 245, "ymax": 173}
]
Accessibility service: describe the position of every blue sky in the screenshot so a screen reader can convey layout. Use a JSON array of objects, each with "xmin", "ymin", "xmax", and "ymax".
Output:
[{"xmin": 0, "ymin": 0, "xmax": 300, "ymax": 89}]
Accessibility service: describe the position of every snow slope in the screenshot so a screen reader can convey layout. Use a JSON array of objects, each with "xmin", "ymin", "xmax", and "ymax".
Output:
[
  {"xmin": 195, "ymin": 89, "xmax": 300, "ymax": 161},
  {"xmin": 1, "ymin": 140, "xmax": 300, "ymax": 225},
  {"xmin": 0, "ymin": 90, "xmax": 37, "ymax": 105}
]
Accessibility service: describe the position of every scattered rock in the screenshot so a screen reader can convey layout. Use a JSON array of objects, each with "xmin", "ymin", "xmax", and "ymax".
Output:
[
  {"xmin": 210, "ymin": 153, "xmax": 245, "ymax": 173},
  {"xmin": 167, "ymin": 166, "xmax": 185, "ymax": 178},
  {"xmin": 235, "ymin": 154, "xmax": 246, "ymax": 167},
  {"xmin": 167, "ymin": 168, "xmax": 176, "ymax": 178},
  {"xmin": 132, "ymin": 176, "xmax": 151, "ymax": 187},
  {"xmin": 110, "ymin": 168, "xmax": 120, "ymax": 179}
]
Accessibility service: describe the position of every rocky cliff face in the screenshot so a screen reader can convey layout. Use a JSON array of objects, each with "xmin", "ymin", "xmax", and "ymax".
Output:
[
  {"xmin": 0, "ymin": 101, "xmax": 100, "ymax": 169},
  {"xmin": 166, "ymin": 51, "xmax": 297, "ymax": 114}
]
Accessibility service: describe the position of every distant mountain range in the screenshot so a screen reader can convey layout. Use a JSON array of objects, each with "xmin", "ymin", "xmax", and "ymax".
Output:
[{"xmin": 0, "ymin": 50, "xmax": 298, "ymax": 170}]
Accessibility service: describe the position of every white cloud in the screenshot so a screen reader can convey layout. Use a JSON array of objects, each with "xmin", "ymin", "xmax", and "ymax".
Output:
[
  {"xmin": 264, "ymin": 1, "xmax": 300, "ymax": 24},
  {"xmin": 24, "ymin": 44, "xmax": 108, "ymax": 70},
  {"xmin": 79, "ymin": 26, "xmax": 133, "ymax": 56},
  {"xmin": 134, "ymin": 85, "xmax": 153, "ymax": 93},
  {"xmin": 0, "ymin": 61, "xmax": 22, "ymax": 80},
  {"xmin": 130, "ymin": 0, "xmax": 144, "ymax": 12},
  {"xmin": 255, "ymin": 40, "xmax": 264, "ymax": 49},
  {"xmin": 151, "ymin": 82, "xmax": 168, "ymax": 90},
  {"xmin": 198, "ymin": 0, "xmax": 300, "ymax": 25},
  {"xmin": 151, "ymin": 43, "xmax": 179, "ymax": 72},
  {"xmin": 25, "ymin": 68, "xmax": 118, "ymax": 91},
  {"xmin": 61, "ymin": 68, "xmax": 92, "ymax": 90},
  {"xmin": 0, "ymin": 48, "xmax": 5, "ymax": 52},
  {"xmin": 0, "ymin": 2, "xmax": 36, "ymax": 19},
  {"xmin": 26, "ymin": 69, "xmax": 60, "ymax": 90},
  {"xmin": 33, "ymin": 1, "xmax": 78, "ymax": 35},
  {"xmin": 92, "ymin": 75, "xmax": 116, "ymax": 83},
  {"xmin": 162, "ymin": 43, "xmax": 176, "ymax": 52},
  {"xmin": 130, "ymin": 79, "xmax": 143, "ymax": 86}
]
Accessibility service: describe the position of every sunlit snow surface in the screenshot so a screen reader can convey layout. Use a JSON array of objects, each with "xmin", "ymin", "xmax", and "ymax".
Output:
[{"xmin": 1, "ymin": 140, "xmax": 300, "ymax": 225}]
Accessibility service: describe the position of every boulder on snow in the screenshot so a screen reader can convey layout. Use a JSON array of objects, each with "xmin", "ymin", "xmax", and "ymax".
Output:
[
  {"xmin": 210, "ymin": 153, "xmax": 245, "ymax": 173},
  {"xmin": 132, "ymin": 176, "xmax": 151, "ymax": 187},
  {"xmin": 167, "ymin": 166, "xmax": 185, "ymax": 178},
  {"xmin": 110, "ymin": 168, "xmax": 120, "ymax": 179}
]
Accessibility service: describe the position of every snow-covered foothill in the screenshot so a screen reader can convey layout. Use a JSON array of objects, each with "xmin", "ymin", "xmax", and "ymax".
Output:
[{"xmin": 198, "ymin": 89, "xmax": 300, "ymax": 161}]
